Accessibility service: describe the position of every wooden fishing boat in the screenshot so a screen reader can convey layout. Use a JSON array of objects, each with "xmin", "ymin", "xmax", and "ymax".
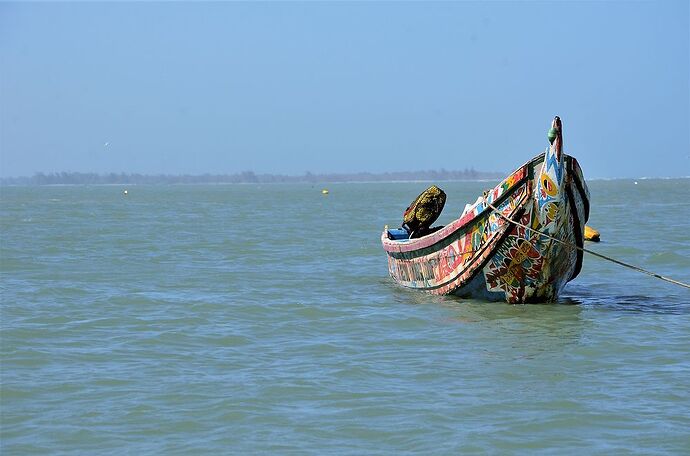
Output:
[{"xmin": 381, "ymin": 116, "xmax": 590, "ymax": 303}]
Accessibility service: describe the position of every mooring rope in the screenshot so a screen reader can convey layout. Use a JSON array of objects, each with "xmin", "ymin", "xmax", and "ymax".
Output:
[{"xmin": 487, "ymin": 202, "xmax": 690, "ymax": 290}]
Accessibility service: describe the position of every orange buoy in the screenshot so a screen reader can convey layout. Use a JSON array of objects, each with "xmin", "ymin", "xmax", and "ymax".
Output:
[{"xmin": 584, "ymin": 225, "xmax": 600, "ymax": 242}]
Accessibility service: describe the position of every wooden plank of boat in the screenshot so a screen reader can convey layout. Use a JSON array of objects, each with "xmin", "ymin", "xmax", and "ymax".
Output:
[{"xmin": 381, "ymin": 116, "xmax": 590, "ymax": 303}]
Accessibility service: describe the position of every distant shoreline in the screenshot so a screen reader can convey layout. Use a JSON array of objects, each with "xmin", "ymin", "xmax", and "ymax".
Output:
[
  {"xmin": 0, "ymin": 169, "xmax": 505, "ymax": 186},
  {"xmin": 1, "ymin": 172, "xmax": 687, "ymax": 186}
]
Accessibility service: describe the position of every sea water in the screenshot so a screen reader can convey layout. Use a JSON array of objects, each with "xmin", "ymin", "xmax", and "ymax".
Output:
[{"xmin": 1, "ymin": 179, "xmax": 689, "ymax": 454}]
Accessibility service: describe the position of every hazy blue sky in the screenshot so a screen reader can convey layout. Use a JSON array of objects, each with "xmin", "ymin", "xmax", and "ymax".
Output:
[{"xmin": 1, "ymin": 1, "xmax": 688, "ymax": 178}]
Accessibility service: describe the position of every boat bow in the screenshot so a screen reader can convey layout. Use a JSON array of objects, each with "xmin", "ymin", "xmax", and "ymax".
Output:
[{"xmin": 536, "ymin": 116, "xmax": 567, "ymax": 234}]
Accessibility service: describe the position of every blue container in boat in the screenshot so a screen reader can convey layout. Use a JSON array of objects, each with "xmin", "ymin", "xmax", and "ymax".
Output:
[{"xmin": 387, "ymin": 228, "xmax": 409, "ymax": 240}]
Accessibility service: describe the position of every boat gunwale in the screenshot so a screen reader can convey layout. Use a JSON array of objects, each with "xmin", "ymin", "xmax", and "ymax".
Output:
[
  {"xmin": 569, "ymin": 157, "xmax": 590, "ymax": 221},
  {"xmin": 381, "ymin": 153, "xmax": 543, "ymax": 255}
]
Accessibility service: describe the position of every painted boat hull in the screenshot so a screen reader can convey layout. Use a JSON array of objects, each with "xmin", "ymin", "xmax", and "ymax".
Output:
[{"xmin": 381, "ymin": 152, "xmax": 590, "ymax": 303}]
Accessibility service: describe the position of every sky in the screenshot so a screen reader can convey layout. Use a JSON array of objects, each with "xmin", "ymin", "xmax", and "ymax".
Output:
[{"xmin": 0, "ymin": 1, "xmax": 688, "ymax": 179}]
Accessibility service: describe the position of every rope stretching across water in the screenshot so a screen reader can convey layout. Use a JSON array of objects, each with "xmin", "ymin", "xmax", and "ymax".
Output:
[{"xmin": 487, "ymin": 202, "xmax": 690, "ymax": 290}]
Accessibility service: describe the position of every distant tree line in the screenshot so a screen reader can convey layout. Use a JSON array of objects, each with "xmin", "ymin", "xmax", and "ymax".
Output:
[{"xmin": 1, "ymin": 168, "xmax": 503, "ymax": 185}]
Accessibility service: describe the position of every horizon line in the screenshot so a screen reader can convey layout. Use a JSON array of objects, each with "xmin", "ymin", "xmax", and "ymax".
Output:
[{"xmin": 1, "ymin": 170, "xmax": 688, "ymax": 185}]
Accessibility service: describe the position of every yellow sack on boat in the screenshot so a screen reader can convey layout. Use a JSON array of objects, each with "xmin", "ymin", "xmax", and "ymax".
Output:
[{"xmin": 402, "ymin": 185, "xmax": 446, "ymax": 236}]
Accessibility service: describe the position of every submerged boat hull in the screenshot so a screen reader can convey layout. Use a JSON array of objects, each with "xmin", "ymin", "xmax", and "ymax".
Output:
[{"xmin": 381, "ymin": 152, "xmax": 590, "ymax": 303}]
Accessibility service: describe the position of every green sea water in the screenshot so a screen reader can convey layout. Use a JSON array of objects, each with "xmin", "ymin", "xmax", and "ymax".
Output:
[{"xmin": 1, "ymin": 179, "xmax": 689, "ymax": 454}]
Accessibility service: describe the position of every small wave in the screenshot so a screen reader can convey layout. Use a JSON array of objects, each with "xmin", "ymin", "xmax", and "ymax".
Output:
[{"xmin": 566, "ymin": 286, "xmax": 688, "ymax": 314}]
